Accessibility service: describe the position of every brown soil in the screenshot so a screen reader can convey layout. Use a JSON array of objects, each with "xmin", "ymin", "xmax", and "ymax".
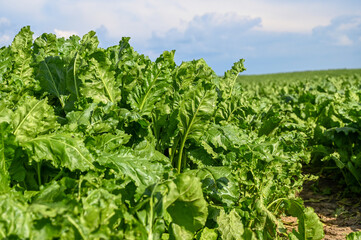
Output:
[{"xmin": 282, "ymin": 177, "xmax": 361, "ymax": 239}]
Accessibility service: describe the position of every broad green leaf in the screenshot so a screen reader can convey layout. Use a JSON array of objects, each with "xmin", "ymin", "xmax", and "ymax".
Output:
[
  {"xmin": 195, "ymin": 227, "xmax": 218, "ymax": 240},
  {"xmin": 188, "ymin": 166, "xmax": 240, "ymax": 207},
  {"xmin": 65, "ymin": 52, "xmax": 82, "ymax": 105},
  {"xmin": 97, "ymin": 150, "xmax": 167, "ymax": 197},
  {"xmin": 217, "ymin": 209, "xmax": 244, "ymax": 240},
  {"xmin": 37, "ymin": 56, "xmax": 68, "ymax": 107},
  {"xmin": 33, "ymin": 33, "xmax": 59, "ymax": 62},
  {"xmin": 0, "ymin": 193, "xmax": 32, "ymax": 239},
  {"xmin": 127, "ymin": 50, "xmax": 175, "ymax": 117},
  {"xmin": 0, "ymin": 101, "xmax": 12, "ymax": 123},
  {"xmin": 174, "ymin": 59, "xmax": 218, "ymax": 91},
  {"xmin": 346, "ymin": 231, "xmax": 361, "ymax": 240},
  {"xmin": 22, "ymin": 133, "xmax": 94, "ymax": 171},
  {"xmin": 79, "ymin": 51, "xmax": 121, "ymax": 104},
  {"xmin": 174, "ymin": 82, "xmax": 217, "ymax": 172},
  {"xmin": 164, "ymin": 174, "xmax": 208, "ymax": 240},
  {"xmin": 286, "ymin": 199, "xmax": 324, "ymax": 240},
  {"xmin": 12, "ymin": 96, "xmax": 59, "ymax": 143},
  {"xmin": 219, "ymin": 59, "xmax": 246, "ymax": 100},
  {"xmin": 0, "ymin": 46, "xmax": 11, "ymax": 83},
  {"xmin": 94, "ymin": 130, "xmax": 131, "ymax": 153},
  {"xmin": 0, "ymin": 122, "xmax": 17, "ymax": 192},
  {"xmin": 215, "ymin": 97, "xmax": 244, "ymax": 125},
  {"xmin": 9, "ymin": 26, "xmax": 35, "ymax": 87}
]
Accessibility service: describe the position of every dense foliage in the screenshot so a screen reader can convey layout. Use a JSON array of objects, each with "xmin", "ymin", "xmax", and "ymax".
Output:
[{"xmin": 0, "ymin": 26, "xmax": 359, "ymax": 239}]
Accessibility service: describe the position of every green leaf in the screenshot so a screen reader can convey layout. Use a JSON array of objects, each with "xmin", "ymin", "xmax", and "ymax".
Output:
[
  {"xmin": 217, "ymin": 209, "xmax": 244, "ymax": 240},
  {"xmin": 127, "ymin": 50, "xmax": 175, "ymax": 117},
  {"xmin": 0, "ymin": 193, "xmax": 32, "ymax": 239},
  {"xmin": 195, "ymin": 227, "xmax": 218, "ymax": 240},
  {"xmin": 9, "ymin": 26, "xmax": 35, "ymax": 87},
  {"xmin": 165, "ymin": 174, "xmax": 208, "ymax": 240},
  {"xmin": 97, "ymin": 150, "xmax": 167, "ymax": 197},
  {"xmin": 0, "ymin": 46, "xmax": 11, "ymax": 83},
  {"xmin": 37, "ymin": 56, "xmax": 68, "ymax": 107},
  {"xmin": 219, "ymin": 59, "xmax": 246, "ymax": 100},
  {"xmin": 346, "ymin": 231, "xmax": 361, "ymax": 240},
  {"xmin": 79, "ymin": 51, "xmax": 121, "ymax": 104},
  {"xmin": 33, "ymin": 33, "xmax": 59, "ymax": 62},
  {"xmin": 286, "ymin": 199, "xmax": 324, "ymax": 240},
  {"xmin": 12, "ymin": 96, "xmax": 59, "ymax": 143},
  {"xmin": 0, "ymin": 122, "xmax": 17, "ymax": 192},
  {"xmin": 22, "ymin": 133, "xmax": 95, "ymax": 171},
  {"xmin": 174, "ymin": 82, "xmax": 217, "ymax": 172},
  {"xmin": 189, "ymin": 166, "xmax": 240, "ymax": 207}
]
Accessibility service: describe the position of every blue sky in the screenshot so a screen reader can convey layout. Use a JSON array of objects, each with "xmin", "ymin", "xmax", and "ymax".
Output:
[{"xmin": 0, "ymin": 0, "xmax": 360, "ymax": 74}]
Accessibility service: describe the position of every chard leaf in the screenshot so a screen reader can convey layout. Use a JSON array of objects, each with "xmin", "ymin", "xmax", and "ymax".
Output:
[
  {"xmin": 22, "ymin": 133, "xmax": 94, "ymax": 171},
  {"xmin": 346, "ymin": 231, "xmax": 361, "ymax": 240},
  {"xmin": 164, "ymin": 174, "xmax": 208, "ymax": 240},
  {"xmin": 79, "ymin": 51, "xmax": 121, "ymax": 104},
  {"xmin": 286, "ymin": 199, "xmax": 324, "ymax": 240},
  {"xmin": 195, "ymin": 227, "xmax": 218, "ymax": 240},
  {"xmin": 0, "ymin": 46, "xmax": 11, "ymax": 83},
  {"xmin": 37, "ymin": 56, "xmax": 68, "ymax": 107},
  {"xmin": 94, "ymin": 130, "xmax": 131, "ymax": 153},
  {"xmin": 33, "ymin": 33, "xmax": 59, "ymax": 62},
  {"xmin": 174, "ymin": 82, "xmax": 217, "ymax": 172},
  {"xmin": 97, "ymin": 150, "xmax": 167, "ymax": 197},
  {"xmin": 219, "ymin": 59, "xmax": 246, "ymax": 100},
  {"xmin": 12, "ymin": 96, "xmax": 59, "ymax": 143},
  {"xmin": 0, "ymin": 101, "xmax": 12, "ymax": 124},
  {"xmin": 0, "ymin": 122, "xmax": 16, "ymax": 192},
  {"xmin": 0, "ymin": 193, "xmax": 32, "ymax": 239},
  {"xmin": 9, "ymin": 26, "xmax": 35, "ymax": 87},
  {"xmin": 127, "ymin": 50, "xmax": 175, "ymax": 116},
  {"xmin": 217, "ymin": 209, "xmax": 244, "ymax": 240},
  {"xmin": 189, "ymin": 166, "xmax": 240, "ymax": 207}
]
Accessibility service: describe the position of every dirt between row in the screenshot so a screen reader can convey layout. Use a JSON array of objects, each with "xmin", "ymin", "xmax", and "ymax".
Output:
[{"xmin": 282, "ymin": 177, "xmax": 361, "ymax": 240}]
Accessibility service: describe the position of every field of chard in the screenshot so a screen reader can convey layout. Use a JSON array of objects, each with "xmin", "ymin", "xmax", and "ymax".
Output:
[{"xmin": 1, "ymin": 26, "xmax": 361, "ymax": 239}]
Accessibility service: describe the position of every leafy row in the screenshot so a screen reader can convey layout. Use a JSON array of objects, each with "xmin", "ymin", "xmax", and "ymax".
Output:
[{"xmin": 0, "ymin": 26, "xmax": 326, "ymax": 239}]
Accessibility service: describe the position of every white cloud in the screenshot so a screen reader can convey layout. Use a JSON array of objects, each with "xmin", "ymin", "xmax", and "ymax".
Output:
[
  {"xmin": 336, "ymin": 35, "xmax": 353, "ymax": 46},
  {"xmin": 141, "ymin": 12, "xmax": 361, "ymax": 74},
  {"xmin": 0, "ymin": 34, "xmax": 11, "ymax": 45},
  {"xmin": 2, "ymin": 0, "xmax": 357, "ymax": 41},
  {"xmin": 54, "ymin": 29, "xmax": 78, "ymax": 39},
  {"xmin": 0, "ymin": 17, "xmax": 10, "ymax": 26}
]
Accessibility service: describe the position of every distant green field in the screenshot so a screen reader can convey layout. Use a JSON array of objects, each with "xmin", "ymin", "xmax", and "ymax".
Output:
[{"xmin": 238, "ymin": 68, "xmax": 361, "ymax": 83}]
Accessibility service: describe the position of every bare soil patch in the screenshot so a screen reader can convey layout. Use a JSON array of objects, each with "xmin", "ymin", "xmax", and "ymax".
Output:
[{"xmin": 282, "ymin": 177, "xmax": 361, "ymax": 239}]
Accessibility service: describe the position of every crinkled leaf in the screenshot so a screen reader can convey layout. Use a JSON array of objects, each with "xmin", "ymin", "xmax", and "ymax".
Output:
[
  {"xmin": 346, "ymin": 231, "xmax": 361, "ymax": 240},
  {"xmin": 9, "ymin": 26, "xmax": 35, "ymax": 87},
  {"xmin": 37, "ymin": 56, "xmax": 68, "ymax": 107},
  {"xmin": 0, "ymin": 46, "xmax": 11, "ymax": 83},
  {"xmin": 164, "ymin": 174, "xmax": 208, "ymax": 240},
  {"xmin": 0, "ymin": 193, "xmax": 32, "ymax": 239},
  {"xmin": 219, "ymin": 59, "xmax": 246, "ymax": 100},
  {"xmin": 286, "ymin": 199, "xmax": 324, "ymax": 240},
  {"xmin": 0, "ymin": 122, "xmax": 17, "ymax": 192},
  {"xmin": 33, "ymin": 33, "xmax": 59, "ymax": 62},
  {"xmin": 178, "ymin": 82, "xmax": 217, "ymax": 140},
  {"xmin": 195, "ymin": 227, "xmax": 218, "ymax": 240},
  {"xmin": 22, "ymin": 133, "xmax": 94, "ymax": 171},
  {"xmin": 173, "ymin": 81, "xmax": 217, "ymax": 172},
  {"xmin": 79, "ymin": 51, "xmax": 121, "ymax": 104},
  {"xmin": 12, "ymin": 96, "xmax": 59, "ymax": 143},
  {"xmin": 188, "ymin": 166, "xmax": 239, "ymax": 207},
  {"xmin": 97, "ymin": 150, "xmax": 167, "ymax": 197},
  {"xmin": 127, "ymin": 50, "xmax": 175, "ymax": 117},
  {"xmin": 217, "ymin": 208, "xmax": 244, "ymax": 240}
]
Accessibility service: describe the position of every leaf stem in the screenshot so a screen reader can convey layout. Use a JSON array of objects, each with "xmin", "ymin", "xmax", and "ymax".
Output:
[{"xmin": 37, "ymin": 162, "xmax": 42, "ymax": 186}]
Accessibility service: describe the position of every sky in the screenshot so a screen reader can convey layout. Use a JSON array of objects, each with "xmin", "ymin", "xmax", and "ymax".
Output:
[{"xmin": 0, "ymin": 0, "xmax": 361, "ymax": 75}]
